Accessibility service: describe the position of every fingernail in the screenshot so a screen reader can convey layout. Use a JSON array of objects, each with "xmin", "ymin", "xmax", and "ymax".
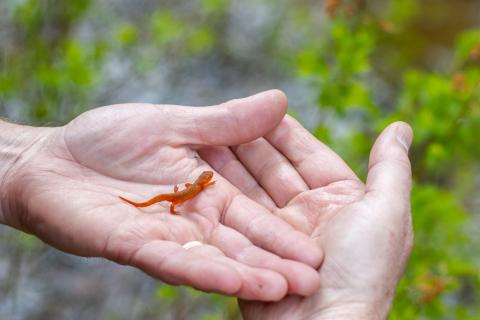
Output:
[{"xmin": 395, "ymin": 123, "xmax": 412, "ymax": 152}]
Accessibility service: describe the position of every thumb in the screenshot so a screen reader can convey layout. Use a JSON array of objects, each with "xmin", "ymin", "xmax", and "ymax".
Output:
[
  {"xmin": 366, "ymin": 122, "xmax": 413, "ymax": 204},
  {"xmin": 167, "ymin": 90, "xmax": 288, "ymax": 146}
]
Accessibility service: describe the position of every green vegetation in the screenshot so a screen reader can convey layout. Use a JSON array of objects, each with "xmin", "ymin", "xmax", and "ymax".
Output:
[{"xmin": 1, "ymin": 0, "xmax": 479, "ymax": 318}]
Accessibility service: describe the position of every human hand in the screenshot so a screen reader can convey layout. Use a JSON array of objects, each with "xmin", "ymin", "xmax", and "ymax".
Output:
[
  {"xmin": 0, "ymin": 91, "xmax": 322, "ymax": 301},
  {"xmin": 201, "ymin": 116, "xmax": 413, "ymax": 319}
]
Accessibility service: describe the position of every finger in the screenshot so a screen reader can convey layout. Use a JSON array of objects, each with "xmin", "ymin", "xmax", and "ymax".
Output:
[
  {"xmin": 366, "ymin": 121, "xmax": 413, "ymax": 206},
  {"xmin": 165, "ymin": 90, "xmax": 288, "ymax": 146},
  {"xmin": 231, "ymin": 138, "xmax": 309, "ymax": 208},
  {"xmin": 130, "ymin": 240, "xmax": 289, "ymax": 301},
  {"xmin": 265, "ymin": 115, "xmax": 360, "ymax": 189},
  {"xmin": 101, "ymin": 213, "xmax": 290, "ymax": 300},
  {"xmin": 225, "ymin": 194, "xmax": 323, "ymax": 268},
  {"xmin": 198, "ymin": 146, "xmax": 277, "ymax": 210},
  {"xmin": 209, "ymin": 225, "xmax": 320, "ymax": 296}
]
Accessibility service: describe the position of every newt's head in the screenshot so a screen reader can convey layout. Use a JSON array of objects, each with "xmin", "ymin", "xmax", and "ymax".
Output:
[{"xmin": 197, "ymin": 171, "xmax": 214, "ymax": 184}]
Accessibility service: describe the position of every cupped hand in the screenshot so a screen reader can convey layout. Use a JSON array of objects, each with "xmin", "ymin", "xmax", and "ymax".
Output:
[
  {"xmin": 1, "ymin": 91, "xmax": 322, "ymax": 301},
  {"xmin": 201, "ymin": 116, "xmax": 413, "ymax": 319}
]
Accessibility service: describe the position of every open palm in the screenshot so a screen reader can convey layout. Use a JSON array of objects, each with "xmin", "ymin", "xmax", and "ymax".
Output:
[
  {"xmin": 201, "ymin": 116, "xmax": 413, "ymax": 319},
  {"xmin": 2, "ymin": 91, "xmax": 322, "ymax": 301}
]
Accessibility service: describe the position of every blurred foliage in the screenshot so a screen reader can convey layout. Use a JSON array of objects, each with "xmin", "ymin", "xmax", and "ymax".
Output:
[
  {"xmin": 291, "ymin": 1, "xmax": 480, "ymax": 318},
  {"xmin": 152, "ymin": 286, "xmax": 239, "ymax": 320},
  {"xmin": 1, "ymin": 0, "xmax": 480, "ymax": 319}
]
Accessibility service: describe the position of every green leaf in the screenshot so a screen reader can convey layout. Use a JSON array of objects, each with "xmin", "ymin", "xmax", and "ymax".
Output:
[
  {"xmin": 155, "ymin": 285, "xmax": 179, "ymax": 300},
  {"xmin": 116, "ymin": 23, "xmax": 139, "ymax": 46},
  {"xmin": 455, "ymin": 30, "xmax": 480, "ymax": 65},
  {"xmin": 187, "ymin": 26, "xmax": 215, "ymax": 54},
  {"xmin": 150, "ymin": 10, "xmax": 185, "ymax": 47},
  {"xmin": 201, "ymin": 0, "xmax": 228, "ymax": 15}
]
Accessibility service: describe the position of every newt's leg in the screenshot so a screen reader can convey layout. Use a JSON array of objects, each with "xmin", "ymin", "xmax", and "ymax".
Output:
[
  {"xmin": 174, "ymin": 185, "xmax": 179, "ymax": 192},
  {"xmin": 169, "ymin": 203, "xmax": 177, "ymax": 214},
  {"xmin": 185, "ymin": 183, "xmax": 193, "ymax": 188}
]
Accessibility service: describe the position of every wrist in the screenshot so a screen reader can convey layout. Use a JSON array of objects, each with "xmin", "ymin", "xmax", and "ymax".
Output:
[
  {"xmin": 0, "ymin": 119, "xmax": 53, "ymax": 227},
  {"xmin": 308, "ymin": 302, "xmax": 389, "ymax": 320},
  {"xmin": 305, "ymin": 292, "xmax": 393, "ymax": 320}
]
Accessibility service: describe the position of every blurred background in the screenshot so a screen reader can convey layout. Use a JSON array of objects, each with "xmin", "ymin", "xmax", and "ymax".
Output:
[{"xmin": 1, "ymin": 0, "xmax": 480, "ymax": 319}]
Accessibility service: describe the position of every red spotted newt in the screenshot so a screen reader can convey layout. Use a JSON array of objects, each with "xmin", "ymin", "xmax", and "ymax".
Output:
[{"xmin": 119, "ymin": 171, "xmax": 215, "ymax": 214}]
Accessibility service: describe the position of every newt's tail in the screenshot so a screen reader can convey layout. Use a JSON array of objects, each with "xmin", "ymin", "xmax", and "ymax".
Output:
[{"xmin": 119, "ymin": 195, "xmax": 169, "ymax": 208}]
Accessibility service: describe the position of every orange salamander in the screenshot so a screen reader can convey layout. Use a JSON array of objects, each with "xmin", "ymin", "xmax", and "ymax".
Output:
[{"xmin": 119, "ymin": 171, "xmax": 215, "ymax": 214}]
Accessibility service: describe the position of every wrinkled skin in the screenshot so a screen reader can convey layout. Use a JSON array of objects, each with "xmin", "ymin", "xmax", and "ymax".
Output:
[
  {"xmin": 201, "ymin": 116, "xmax": 413, "ymax": 319},
  {"xmin": 1, "ymin": 91, "xmax": 323, "ymax": 302}
]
